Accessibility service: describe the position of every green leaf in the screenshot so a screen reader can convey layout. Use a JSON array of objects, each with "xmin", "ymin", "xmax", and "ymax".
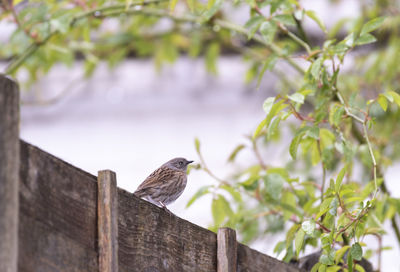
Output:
[
  {"xmin": 329, "ymin": 197, "xmax": 339, "ymax": 216},
  {"xmin": 260, "ymin": 21, "xmax": 277, "ymax": 43},
  {"xmin": 311, "ymin": 263, "xmax": 321, "ymax": 272},
  {"xmin": 320, "ymin": 129, "xmax": 335, "ymax": 149},
  {"xmin": 263, "ymin": 97, "xmax": 276, "ymax": 115},
  {"xmin": 273, "ymin": 241, "xmax": 286, "ymax": 255},
  {"xmin": 256, "ymin": 54, "xmax": 278, "ymax": 88},
  {"xmin": 318, "ymin": 264, "xmax": 327, "ymax": 272},
  {"xmin": 267, "ymin": 168, "xmax": 290, "ymax": 179},
  {"xmin": 274, "ymin": 14, "xmax": 296, "ymax": 26},
  {"xmin": 361, "ymin": 17, "xmax": 385, "ymax": 35},
  {"xmin": 316, "ymin": 197, "xmax": 333, "ymax": 219},
  {"xmin": 268, "ymin": 116, "xmax": 281, "ymax": 140},
  {"xmin": 290, "ymin": 126, "xmax": 314, "ymax": 160},
  {"xmin": 13, "ymin": 0, "xmax": 24, "ymax": 5},
  {"xmin": 320, "ymin": 253, "xmax": 334, "ymax": 265},
  {"xmin": 227, "ymin": 144, "xmax": 246, "ymax": 162},
  {"xmin": 186, "ymin": 0, "xmax": 195, "ymax": 12},
  {"xmin": 350, "ymin": 243, "xmax": 363, "ymax": 261},
  {"xmin": 377, "ymin": 94, "xmax": 388, "ymax": 111},
  {"xmin": 311, "ymin": 140, "xmax": 321, "ymax": 166},
  {"xmin": 348, "ymin": 252, "xmax": 353, "ymax": 272},
  {"xmin": 244, "ymin": 16, "xmax": 265, "ymax": 40},
  {"xmin": 388, "ymin": 91, "xmax": 400, "ymax": 107},
  {"xmin": 50, "ymin": 17, "xmax": 71, "ymax": 34},
  {"xmin": 302, "ymin": 220, "xmax": 316, "ymax": 235},
  {"xmin": 355, "ymin": 33, "xmax": 377, "ymax": 46},
  {"xmin": 264, "ymin": 173, "xmax": 284, "ymax": 200},
  {"xmin": 282, "ymin": 191, "xmax": 297, "ymax": 220},
  {"xmin": 306, "ymin": 126, "xmax": 320, "ymax": 140},
  {"xmin": 327, "ymin": 265, "xmax": 342, "ymax": 271},
  {"xmin": 335, "ymin": 245, "xmax": 350, "ymax": 264},
  {"xmin": 332, "ymin": 106, "xmax": 345, "ymax": 127},
  {"xmin": 305, "ymin": 10, "xmax": 327, "ymax": 32},
  {"xmin": 286, "ymin": 224, "xmax": 300, "ymax": 248},
  {"xmin": 310, "ymin": 57, "xmax": 323, "ymax": 79},
  {"xmin": 205, "ymin": 42, "xmax": 220, "ymax": 74},
  {"xmin": 211, "ymin": 194, "xmax": 233, "ymax": 226},
  {"xmin": 169, "ymin": 0, "xmax": 179, "ymax": 11},
  {"xmin": 212, "ymin": 196, "xmax": 225, "ymax": 226},
  {"xmin": 335, "ymin": 166, "xmax": 347, "ymax": 192},
  {"xmin": 202, "ymin": 0, "xmax": 223, "ymax": 21},
  {"xmin": 355, "ymin": 264, "xmax": 366, "ymax": 272},
  {"xmin": 290, "ymin": 133, "xmax": 303, "ymax": 160},
  {"xmin": 253, "ymin": 118, "xmax": 267, "ymax": 139},
  {"xmin": 288, "ymin": 93, "xmax": 305, "ymax": 104},
  {"xmin": 295, "ymin": 228, "xmax": 305, "ymax": 256},
  {"xmin": 195, "ymin": 137, "xmax": 201, "ymax": 153},
  {"xmin": 186, "ymin": 186, "xmax": 211, "ymax": 208},
  {"xmin": 220, "ymin": 184, "xmax": 242, "ymax": 202},
  {"xmin": 265, "ymin": 100, "xmax": 287, "ymax": 130},
  {"xmin": 383, "ymin": 92, "xmax": 394, "ymax": 103}
]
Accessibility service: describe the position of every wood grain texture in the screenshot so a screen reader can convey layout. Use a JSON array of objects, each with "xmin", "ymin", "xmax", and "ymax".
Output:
[
  {"xmin": 237, "ymin": 243, "xmax": 303, "ymax": 272},
  {"xmin": 217, "ymin": 228, "xmax": 237, "ymax": 272},
  {"xmin": 118, "ymin": 190, "xmax": 218, "ymax": 272},
  {"xmin": 18, "ymin": 214, "xmax": 98, "ymax": 272},
  {"xmin": 19, "ymin": 140, "xmax": 98, "ymax": 271},
  {"xmin": 98, "ymin": 170, "xmax": 118, "ymax": 272},
  {"xmin": 17, "ymin": 140, "xmax": 302, "ymax": 272},
  {"xmin": 0, "ymin": 75, "xmax": 20, "ymax": 272}
]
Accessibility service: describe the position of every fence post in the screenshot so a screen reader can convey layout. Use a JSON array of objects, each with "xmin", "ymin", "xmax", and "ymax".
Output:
[
  {"xmin": 0, "ymin": 75, "xmax": 20, "ymax": 272},
  {"xmin": 217, "ymin": 227, "xmax": 237, "ymax": 272},
  {"xmin": 97, "ymin": 170, "xmax": 118, "ymax": 272}
]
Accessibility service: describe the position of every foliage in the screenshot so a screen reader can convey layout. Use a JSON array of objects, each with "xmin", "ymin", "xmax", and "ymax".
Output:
[{"xmin": 1, "ymin": 0, "xmax": 400, "ymax": 271}]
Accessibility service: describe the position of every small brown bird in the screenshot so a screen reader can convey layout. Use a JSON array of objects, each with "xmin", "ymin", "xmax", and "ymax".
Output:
[{"xmin": 134, "ymin": 158, "xmax": 193, "ymax": 212}]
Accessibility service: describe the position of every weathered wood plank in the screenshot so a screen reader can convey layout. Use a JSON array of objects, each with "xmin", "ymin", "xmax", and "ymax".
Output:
[
  {"xmin": 118, "ymin": 190, "xmax": 218, "ymax": 272},
  {"xmin": 98, "ymin": 170, "xmax": 119, "ymax": 272},
  {"xmin": 217, "ymin": 228, "xmax": 237, "ymax": 272},
  {"xmin": 0, "ymin": 75, "xmax": 20, "ymax": 272},
  {"xmin": 19, "ymin": 140, "xmax": 98, "ymax": 271},
  {"xmin": 237, "ymin": 243, "xmax": 302, "ymax": 272},
  {"xmin": 18, "ymin": 214, "xmax": 98, "ymax": 272}
]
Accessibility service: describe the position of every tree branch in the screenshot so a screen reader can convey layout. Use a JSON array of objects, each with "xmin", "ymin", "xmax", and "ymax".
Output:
[{"xmin": 4, "ymin": 2, "xmax": 306, "ymax": 76}]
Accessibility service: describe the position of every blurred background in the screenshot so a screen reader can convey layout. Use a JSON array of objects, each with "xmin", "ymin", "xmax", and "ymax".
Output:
[{"xmin": 1, "ymin": 0, "xmax": 400, "ymax": 271}]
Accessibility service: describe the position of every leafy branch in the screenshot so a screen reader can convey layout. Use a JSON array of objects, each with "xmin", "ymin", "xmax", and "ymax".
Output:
[{"xmin": 4, "ymin": 1, "xmax": 306, "ymax": 75}]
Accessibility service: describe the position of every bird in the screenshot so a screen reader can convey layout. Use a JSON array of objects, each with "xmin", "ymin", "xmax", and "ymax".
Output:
[{"xmin": 134, "ymin": 157, "xmax": 193, "ymax": 213}]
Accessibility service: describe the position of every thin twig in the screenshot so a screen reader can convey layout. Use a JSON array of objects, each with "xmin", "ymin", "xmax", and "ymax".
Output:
[
  {"xmin": 251, "ymin": 138, "xmax": 267, "ymax": 170},
  {"xmin": 317, "ymin": 139, "xmax": 326, "ymax": 202},
  {"xmin": 196, "ymin": 143, "xmax": 230, "ymax": 185},
  {"xmin": 253, "ymin": 5, "xmax": 312, "ymax": 55},
  {"xmin": 335, "ymin": 207, "xmax": 369, "ymax": 241},
  {"xmin": 6, "ymin": 1, "xmax": 40, "ymax": 43},
  {"xmin": 362, "ymin": 122, "xmax": 378, "ymax": 199},
  {"xmin": 21, "ymin": 77, "xmax": 84, "ymax": 106},
  {"xmin": 316, "ymin": 220, "xmax": 331, "ymax": 233},
  {"xmin": 4, "ymin": 2, "xmax": 306, "ymax": 76},
  {"xmin": 214, "ymin": 19, "xmax": 306, "ymax": 74},
  {"xmin": 335, "ymin": 90, "xmax": 364, "ymax": 124},
  {"xmin": 4, "ymin": 0, "xmax": 168, "ymax": 74}
]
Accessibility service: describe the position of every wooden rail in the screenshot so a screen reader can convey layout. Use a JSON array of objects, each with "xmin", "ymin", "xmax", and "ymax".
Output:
[
  {"xmin": 17, "ymin": 140, "xmax": 302, "ymax": 272},
  {"xmin": 1, "ymin": 74, "xmax": 303, "ymax": 272}
]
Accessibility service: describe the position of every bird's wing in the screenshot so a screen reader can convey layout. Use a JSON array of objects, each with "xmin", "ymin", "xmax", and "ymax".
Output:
[{"xmin": 134, "ymin": 166, "xmax": 180, "ymax": 196}]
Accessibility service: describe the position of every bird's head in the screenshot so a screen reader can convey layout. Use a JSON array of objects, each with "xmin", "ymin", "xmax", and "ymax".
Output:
[{"xmin": 164, "ymin": 157, "xmax": 194, "ymax": 171}]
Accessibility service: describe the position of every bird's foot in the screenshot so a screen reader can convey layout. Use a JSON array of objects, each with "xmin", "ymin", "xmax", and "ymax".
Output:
[{"xmin": 159, "ymin": 201, "xmax": 173, "ymax": 216}]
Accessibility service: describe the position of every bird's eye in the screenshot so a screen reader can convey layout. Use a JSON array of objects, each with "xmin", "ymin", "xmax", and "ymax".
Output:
[{"xmin": 179, "ymin": 161, "xmax": 183, "ymax": 165}]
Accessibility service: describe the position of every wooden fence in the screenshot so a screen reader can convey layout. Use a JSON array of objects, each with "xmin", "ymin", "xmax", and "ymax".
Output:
[{"xmin": 0, "ymin": 75, "xmax": 303, "ymax": 272}]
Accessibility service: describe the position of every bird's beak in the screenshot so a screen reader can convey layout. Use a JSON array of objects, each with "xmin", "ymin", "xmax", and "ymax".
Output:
[{"xmin": 187, "ymin": 160, "xmax": 194, "ymax": 164}]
